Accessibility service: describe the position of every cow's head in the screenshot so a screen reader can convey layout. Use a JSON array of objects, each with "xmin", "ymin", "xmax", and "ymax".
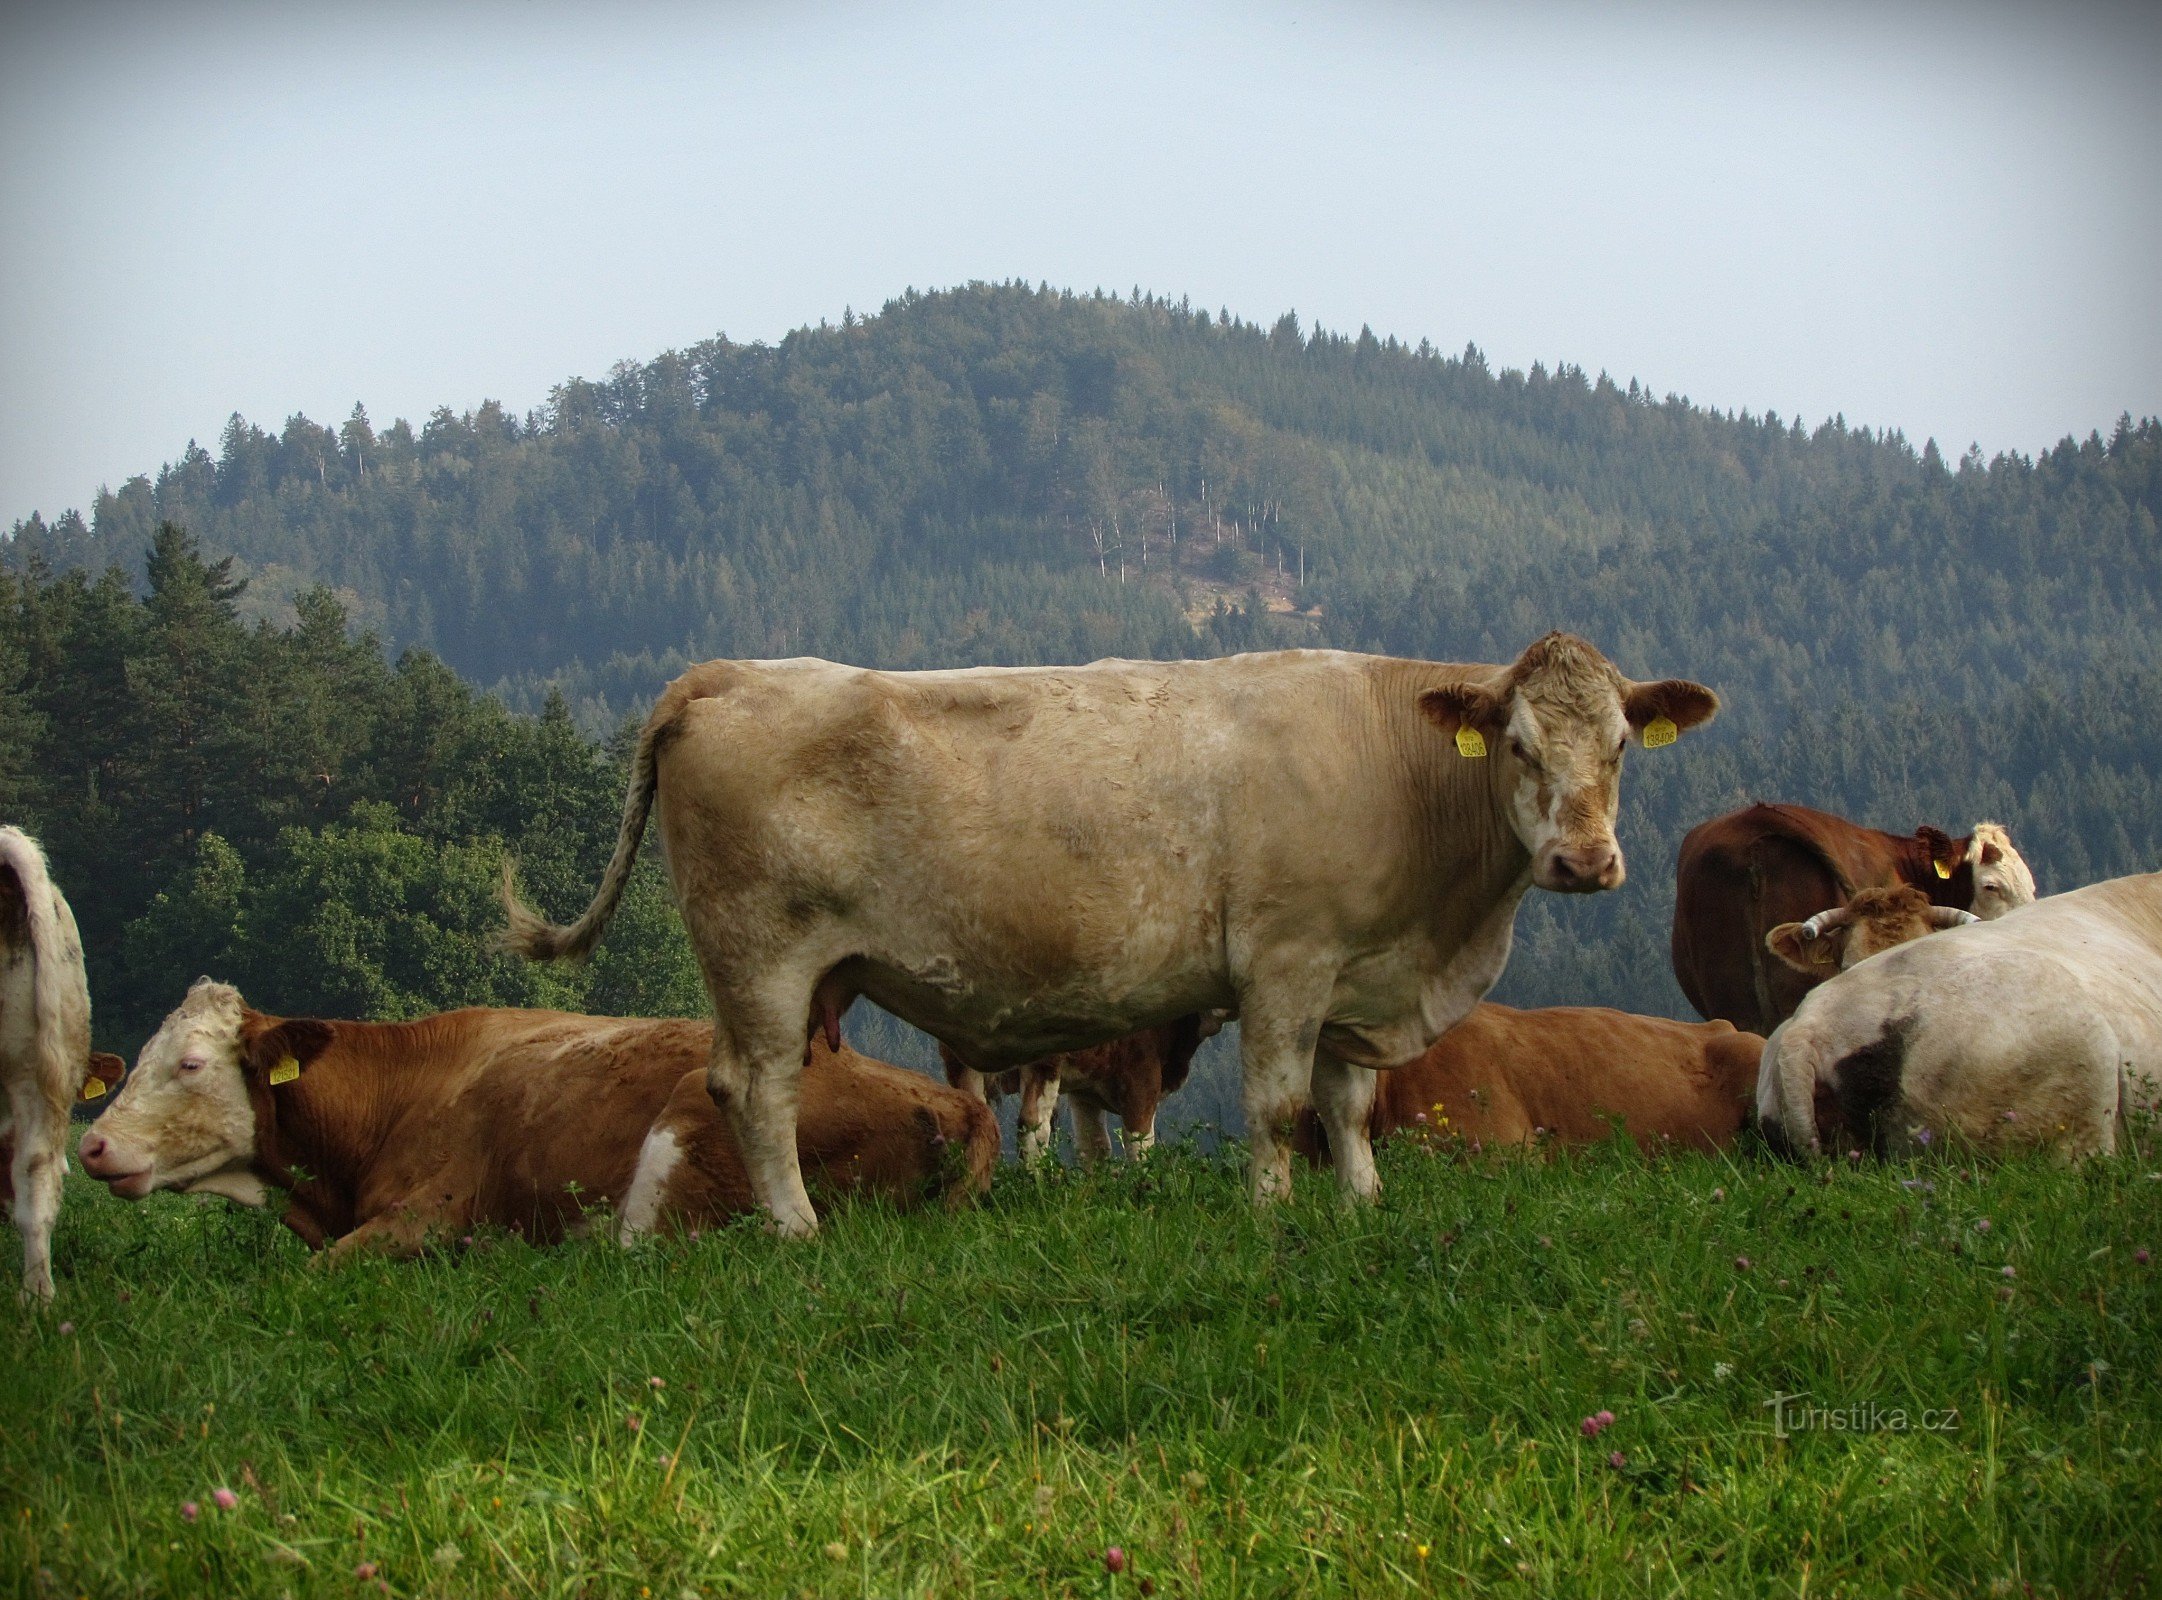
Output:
[
  {"xmin": 1965, "ymin": 822, "xmax": 2036, "ymax": 918},
  {"xmin": 1420, "ymin": 632, "xmax": 1717, "ymax": 893},
  {"xmin": 1766, "ymin": 885, "xmax": 1975, "ymax": 976},
  {"xmin": 78, "ymin": 978, "xmax": 330, "ymax": 1202}
]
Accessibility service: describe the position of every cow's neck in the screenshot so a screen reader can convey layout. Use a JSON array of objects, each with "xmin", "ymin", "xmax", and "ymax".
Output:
[
  {"xmin": 247, "ymin": 1019, "xmax": 437, "ymax": 1247},
  {"xmin": 1406, "ymin": 729, "xmax": 1539, "ymax": 1032}
]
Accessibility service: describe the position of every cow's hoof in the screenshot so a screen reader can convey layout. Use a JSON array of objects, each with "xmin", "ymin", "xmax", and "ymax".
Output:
[{"xmin": 767, "ymin": 1208, "xmax": 820, "ymax": 1240}]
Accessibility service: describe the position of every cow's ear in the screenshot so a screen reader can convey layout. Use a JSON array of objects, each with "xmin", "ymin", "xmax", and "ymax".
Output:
[
  {"xmin": 1419, "ymin": 683, "xmax": 1508, "ymax": 739},
  {"xmin": 1766, "ymin": 922, "xmax": 1841, "ymax": 974},
  {"xmin": 1623, "ymin": 679, "xmax": 1718, "ymax": 738},
  {"xmin": 239, "ymin": 1014, "xmax": 334, "ymax": 1085},
  {"xmin": 79, "ymin": 1051, "xmax": 126, "ymax": 1102},
  {"xmin": 1979, "ymin": 839, "xmax": 2003, "ymax": 866},
  {"xmin": 1915, "ymin": 826, "xmax": 1963, "ymax": 878}
]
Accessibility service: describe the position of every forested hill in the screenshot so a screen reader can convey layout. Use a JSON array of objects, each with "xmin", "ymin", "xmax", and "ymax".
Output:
[{"xmin": 6, "ymin": 281, "xmax": 2162, "ymax": 1042}]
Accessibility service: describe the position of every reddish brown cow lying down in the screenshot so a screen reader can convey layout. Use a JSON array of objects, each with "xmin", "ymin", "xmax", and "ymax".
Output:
[
  {"xmin": 79, "ymin": 980, "xmax": 995, "ymax": 1259},
  {"xmin": 1294, "ymin": 1001, "xmax": 1768, "ymax": 1162},
  {"xmin": 940, "ymin": 1012, "xmax": 1225, "ymax": 1162},
  {"xmin": 1764, "ymin": 885, "xmax": 1979, "ymax": 976}
]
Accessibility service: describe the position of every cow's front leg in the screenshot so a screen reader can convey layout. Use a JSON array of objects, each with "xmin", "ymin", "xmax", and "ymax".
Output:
[
  {"xmin": 1070, "ymin": 1099, "xmax": 1113, "ymax": 1165},
  {"xmin": 1016, "ymin": 1064, "xmax": 1062, "ymax": 1164},
  {"xmin": 1238, "ymin": 988, "xmax": 1329, "ymax": 1205},
  {"xmin": 1309, "ymin": 1052, "xmax": 1381, "ymax": 1204},
  {"xmin": 321, "ymin": 1200, "xmax": 457, "ymax": 1263}
]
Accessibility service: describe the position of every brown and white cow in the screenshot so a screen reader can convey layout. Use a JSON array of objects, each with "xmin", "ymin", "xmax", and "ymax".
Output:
[
  {"xmin": 503, "ymin": 634, "xmax": 1717, "ymax": 1234},
  {"xmin": 2, "ymin": 826, "xmax": 125, "ymax": 1301},
  {"xmin": 1764, "ymin": 885, "xmax": 1980, "ymax": 977},
  {"xmin": 1292, "ymin": 1001, "xmax": 1767, "ymax": 1163},
  {"xmin": 77, "ymin": 980, "xmax": 995, "ymax": 1258},
  {"xmin": 940, "ymin": 1012, "xmax": 1225, "ymax": 1163},
  {"xmin": 1673, "ymin": 805, "xmax": 2035, "ymax": 1036}
]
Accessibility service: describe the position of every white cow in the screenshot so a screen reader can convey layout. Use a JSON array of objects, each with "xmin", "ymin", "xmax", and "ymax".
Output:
[
  {"xmin": 1757, "ymin": 870, "xmax": 2162, "ymax": 1160},
  {"xmin": 504, "ymin": 634, "xmax": 1717, "ymax": 1235},
  {"xmin": 1, "ymin": 827, "xmax": 123, "ymax": 1301}
]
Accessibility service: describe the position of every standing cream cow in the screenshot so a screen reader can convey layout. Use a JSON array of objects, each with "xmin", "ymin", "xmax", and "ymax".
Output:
[
  {"xmin": 2, "ymin": 827, "xmax": 124, "ymax": 1300},
  {"xmin": 504, "ymin": 635, "xmax": 1717, "ymax": 1235},
  {"xmin": 1758, "ymin": 871, "xmax": 2162, "ymax": 1159}
]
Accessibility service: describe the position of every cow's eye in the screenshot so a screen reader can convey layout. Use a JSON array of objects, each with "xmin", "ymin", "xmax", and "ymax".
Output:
[
  {"xmin": 1508, "ymin": 737, "xmax": 1535, "ymax": 765},
  {"xmin": 178, "ymin": 1058, "xmax": 204, "ymax": 1074}
]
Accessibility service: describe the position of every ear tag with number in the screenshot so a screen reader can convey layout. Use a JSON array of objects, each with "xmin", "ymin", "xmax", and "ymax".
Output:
[
  {"xmin": 1933, "ymin": 858, "xmax": 1954, "ymax": 880},
  {"xmin": 1454, "ymin": 726, "xmax": 1488, "ymax": 758},
  {"xmin": 268, "ymin": 1056, "xmax": 301, "ymax": 1086},
  {"xmin": 79, "ymin": 1076, "xmax": 107, "ymax": 1102},
  {"xmin": 1642, "ymin": 716, "xmax": 1678, "ymax": 749}
]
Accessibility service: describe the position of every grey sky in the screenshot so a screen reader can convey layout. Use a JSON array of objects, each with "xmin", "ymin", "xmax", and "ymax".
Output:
[{"xmin": 3, "ymin": 0, "xmax": 2155, "ymax": 528}]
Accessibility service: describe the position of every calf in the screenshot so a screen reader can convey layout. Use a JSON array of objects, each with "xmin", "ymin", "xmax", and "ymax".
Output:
[
  {"xmin": 79, "ymin": 981, "xmax": 996, "ymax": 1258},
  {"xmin": 1765, "ymin": 885, "xmax": 1979, "ymax": 976},
  {"xmin": 1294, "ymin": 1002, "xmax": 1767, "ymax": 1161},
  {"xmin": 940, "ymin": 1013, "xmax": 1224, "ymax": 1163},
  {"xmin": 2, "ymin": 826, "xmax": 124, "ymax": 1301}
]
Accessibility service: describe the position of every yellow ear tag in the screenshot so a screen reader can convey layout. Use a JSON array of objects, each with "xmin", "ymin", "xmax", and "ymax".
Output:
[
  {"xmin": 268, "ymin": 1056, "xmax": 301, "ymax": 1086},
  {"xmin": 1454, "ymin": 726, "xmax": 1488, "ymax": 758},
  {"xmin": 1934, "ymin": 858, "xmax": 1953, "ymax": 880},
  {"xmin": 1642, "ymin": 716, "xmax": 1678, "ymax": 749},
  {"xmin": 79, "ymin": 1077, "xmax": 107, "ymax": 1102}
]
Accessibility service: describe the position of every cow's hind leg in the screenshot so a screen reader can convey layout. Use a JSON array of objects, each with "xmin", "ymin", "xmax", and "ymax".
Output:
[
  {"xmin": 1309, "ymin": 1052, "xmax": 1380, "ymax": 1204},
  {"xmin": 705, "ymin": 992, "xmax": 821, "ymax": 1238},
  {"xmin": 8, "ymin": 1088, "xmax": 64, "ymax": 1302},
  {"xmin": 1070, "ymin": 1099, "xmax": 1113, "ymax": 1165}
]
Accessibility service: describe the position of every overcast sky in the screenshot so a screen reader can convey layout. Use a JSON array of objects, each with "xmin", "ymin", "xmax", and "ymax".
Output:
[{"xmin": 2, "ymin": 0, "xmax": 2155, "ymax": 528}]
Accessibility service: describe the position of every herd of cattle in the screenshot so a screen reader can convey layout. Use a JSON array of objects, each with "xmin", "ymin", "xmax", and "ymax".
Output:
[{"xmin": 5, "ymin": 631, "xmax": 2160, "ymax": 1299}]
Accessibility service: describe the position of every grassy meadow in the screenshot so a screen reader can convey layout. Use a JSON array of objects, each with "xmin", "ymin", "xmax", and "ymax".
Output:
[{"xmin": 4, "ymin": 1134, "xmax": 2158, "ymax": 1599}]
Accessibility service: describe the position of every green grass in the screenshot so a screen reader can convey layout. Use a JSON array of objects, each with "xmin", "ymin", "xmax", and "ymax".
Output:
[{"xmin": 4, "ymin": 1137, "xmax": 2158, "ymax": 1599}]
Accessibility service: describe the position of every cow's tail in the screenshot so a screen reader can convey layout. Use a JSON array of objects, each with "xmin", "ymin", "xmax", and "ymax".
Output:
[
  {"xmin": 0, "ymin": 827, "xmax": 88, "ymax": 1093},
  {"xmin": 498, "ymin": 710, "xmax": 663, "ymax": 964}
]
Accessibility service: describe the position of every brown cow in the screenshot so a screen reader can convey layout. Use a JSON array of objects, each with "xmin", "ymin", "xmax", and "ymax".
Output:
[
  {"xmin": 78, "ymin": 980, "xmax": 995, "ymax": 1259},
  {"xmin": 1672, "ymin": 805, "xmax": 2035, "ymax": 1035},
  {"xmin": 940, "ymin": 1013, "xmax": 1224, "ymax": 1163},
  {"xmin": 1293, "ymin": 1001, "xmax": 1768, "ymax": 1162},
  {"xmin": 1764, "ymin": 884, "xmax": 1979, "ymax": 977},
  {"xmin": 2, "ymin": 825, "xmax": 127, "ymax": 1301}
]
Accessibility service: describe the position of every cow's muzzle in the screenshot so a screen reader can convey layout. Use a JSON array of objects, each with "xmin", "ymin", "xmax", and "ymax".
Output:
[
  {"xmin": 1536, "ymin": 842, "xmax": 1624, "ymax": 894},
  {"xmin": 78, "ymin": 1131, "xmax": 156, "ymax": 1198}
]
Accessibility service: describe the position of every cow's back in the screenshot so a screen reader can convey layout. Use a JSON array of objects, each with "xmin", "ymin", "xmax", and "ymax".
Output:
[
  {"xmin": 1304, "ymin": 1003, "xmax": 1763, "ymax": 1158},
  {"xmin": 359, "ymin": 1012, "xmax": 711, "ymax": 1242}
]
